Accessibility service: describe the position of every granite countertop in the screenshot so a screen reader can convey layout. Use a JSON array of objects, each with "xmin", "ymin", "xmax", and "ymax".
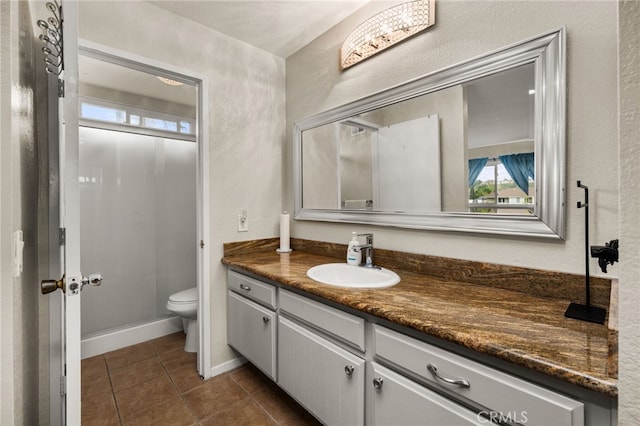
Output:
[{"xmin": 221, "ymin": 239, "xmax": 618, "ymax": 397}]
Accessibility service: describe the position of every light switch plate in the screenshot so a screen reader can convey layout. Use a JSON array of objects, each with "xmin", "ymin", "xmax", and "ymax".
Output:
[{"xmin": 237, "ymin": 213, "xmax": 248, "ymax": 232}]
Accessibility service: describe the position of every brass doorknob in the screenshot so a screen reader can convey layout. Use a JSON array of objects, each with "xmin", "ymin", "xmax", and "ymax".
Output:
[{"xmin": 41, "ymin": 277, "xmax": 64, "ymax": 294}]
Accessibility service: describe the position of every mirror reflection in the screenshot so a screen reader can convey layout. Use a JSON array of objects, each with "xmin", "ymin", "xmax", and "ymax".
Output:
[
  {"xmin": 301, "ymin": 62, "xmax": 535, "ymax": 216},
  {"xmin": 294, "ymin": 29, "xmax": 565, "ymax": 238}
]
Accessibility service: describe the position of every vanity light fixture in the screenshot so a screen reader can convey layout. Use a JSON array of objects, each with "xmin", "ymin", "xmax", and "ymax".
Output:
[
  {"xmin": 340, "ymin": 0, "xmax": 435, "ymax": 70},
  {"xmin": 157, "ymin": 76, "xmax": 184, "ymax": 86}
]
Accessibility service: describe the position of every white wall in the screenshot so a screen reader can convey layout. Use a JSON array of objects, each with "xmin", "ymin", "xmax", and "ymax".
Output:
[{"xmin": 78, "ymin": 1, "xmax": 286, "ymax": 368}]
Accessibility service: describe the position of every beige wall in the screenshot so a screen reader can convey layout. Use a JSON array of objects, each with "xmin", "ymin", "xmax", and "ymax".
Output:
[
  {"xmin": 78, "ymin": 1, "xmax": 286, "ymax": 369},
  {"xmin": 0, "ymin": 1, "xmax": 49, "ymax": 424},
  {"xmin": 618, "ymin": 1, "xmax": 640, "ymax": 424},
  {"xmin": 287, "ymin": 0, "xmax": 636, "ymax": 422},
  {"xmin": 286, "ymin": 0, "xmax": 618, "ymax": 275}
]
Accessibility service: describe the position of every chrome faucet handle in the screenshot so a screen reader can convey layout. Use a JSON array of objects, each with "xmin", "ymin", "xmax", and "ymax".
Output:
[
  {"xmin": 355, "ymin": 239, "xmax": 377, "ymax": 268},
  {"xmin": 357, "ymin": 233, "xmax": 374, "ymax": 245}
]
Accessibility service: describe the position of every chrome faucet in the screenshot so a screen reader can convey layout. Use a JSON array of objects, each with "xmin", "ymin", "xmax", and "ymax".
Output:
[{"xmin": 356, "ymin": 233, "xmax": 376, "ymax": 268}]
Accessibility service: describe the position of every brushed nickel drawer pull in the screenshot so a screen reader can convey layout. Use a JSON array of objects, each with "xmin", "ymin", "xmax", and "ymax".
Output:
[
  {"xmin": 262, "ymin": 316, "xmax": 270, "ymax": 323},
  {"xmin": 344, "ymin": 365, "xmax": 354, "ymax": 377},
  {"xmin": 372, "ymin": 377, "xmax": 384, "ymax": 390},
  {"xmin": 427, "ymin": 364, "xmax": 470, "ymax": 388},
  {"xmin": 239, "ymin": 283, "xmax": 251, "ymax": 291}
]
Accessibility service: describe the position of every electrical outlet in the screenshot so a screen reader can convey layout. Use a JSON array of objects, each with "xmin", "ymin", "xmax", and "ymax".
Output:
[{"xmin": 237, "ymin": 211, "xmax": 248, "ymax": 232}]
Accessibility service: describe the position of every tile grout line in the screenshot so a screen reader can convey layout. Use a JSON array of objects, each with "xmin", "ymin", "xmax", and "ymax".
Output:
[
  {"xmin": 86, "ymin": 334, "xmax": 309, "ymax": 426},
  {"xmin": 227, "ymin": 372, "xmax": 283, "ymax": 425},
  {"xmin": 108, "ymin": 347, "xmax": 160, "ymax": 425},
  {"xmin": 83, "ymin": 354, "xmax": 124, "ymax": 426},
  {"xmin": 247, "ymin": 393, "xmax": 284, "ymax": 425},
  {"xmin": 103, "ymin": 354, "xmax": 124, "ymax": 426},
  {"xmin": 105, "ymin": 338, "xmax": 186, "ymax": 424},
  {"xmin": 159, "ymin": 347, "xmax": 202, "ymax": 425}
]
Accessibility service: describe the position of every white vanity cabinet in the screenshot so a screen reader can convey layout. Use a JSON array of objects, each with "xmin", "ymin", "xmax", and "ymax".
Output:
[
  {"xmin": 226, "ymin": 268, "xmax": 611, "ymax": 426},
  {"xmin": 278, "ymin": 289, "xmax": 366, "ymax": 426},
  {"xmin": 374, "ymin": 325, "xmax": 585, "ymax": 426},
  {"xmin": 227, "ymin": 271, "xmax": 277, "ymax": 380}
]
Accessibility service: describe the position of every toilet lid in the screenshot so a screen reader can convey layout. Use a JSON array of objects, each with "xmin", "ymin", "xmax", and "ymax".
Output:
[{"xmin": 169, "ymin": 287, "xmax": 198, "ymax": 304}]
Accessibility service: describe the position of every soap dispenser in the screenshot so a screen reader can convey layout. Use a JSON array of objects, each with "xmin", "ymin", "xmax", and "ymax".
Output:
[{"xmin": 346, "ymin": 232, "xmax": 362, "ymax": 265}]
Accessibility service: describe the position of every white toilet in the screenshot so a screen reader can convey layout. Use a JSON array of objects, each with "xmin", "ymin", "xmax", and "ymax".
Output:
[{"xmin": 166, "ymin": 287, "xmax": 198, "ymax": 352}]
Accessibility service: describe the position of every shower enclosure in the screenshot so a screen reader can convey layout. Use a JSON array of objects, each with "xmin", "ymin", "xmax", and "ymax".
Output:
[{"xmin": 77, "ymin": 52, "xmax": 199, "ymax": 357}]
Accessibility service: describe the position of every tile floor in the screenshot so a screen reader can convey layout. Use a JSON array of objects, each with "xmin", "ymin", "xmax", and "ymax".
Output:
[{"xmin": 81, "ymin": 332, "xmax": 322, "ymax": 425}]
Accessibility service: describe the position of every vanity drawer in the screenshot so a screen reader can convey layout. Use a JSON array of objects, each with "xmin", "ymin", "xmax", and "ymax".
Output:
[
  {"xmin": 228, "ymin": 270, "xmax": 277, "ymax": 309},
  {"xmin": 280, "ymin": 289, "xmax": 365, "ymax": 351},
  {"xmin": 373, "ymin": 325, "xmax": 584, "ymax": 426}
]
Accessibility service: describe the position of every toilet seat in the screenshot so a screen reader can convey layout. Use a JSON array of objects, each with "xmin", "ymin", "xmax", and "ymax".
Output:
[
  {"xmin": 166, "ymin": 287, "xmax": 197, "ymax": 320},
  {"xmin": 168, "ymin": 287, "xmax": 198, "ymax": 304}
]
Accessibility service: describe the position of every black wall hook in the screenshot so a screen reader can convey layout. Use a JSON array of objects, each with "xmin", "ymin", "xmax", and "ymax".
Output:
[{"xmin": 576, "ymin": 180, "xmax": 588, "ymax": 208}]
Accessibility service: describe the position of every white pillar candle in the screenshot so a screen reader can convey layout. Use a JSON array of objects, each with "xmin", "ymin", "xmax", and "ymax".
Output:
[{"xmin": 278, "ymin": 211, "xmax": 291, "ymax": 252}]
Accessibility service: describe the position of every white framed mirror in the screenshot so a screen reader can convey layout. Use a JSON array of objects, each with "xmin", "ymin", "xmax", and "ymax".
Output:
[{"xmin": 294, "ymin": 28, "xmax": 566, "ymax": 239}]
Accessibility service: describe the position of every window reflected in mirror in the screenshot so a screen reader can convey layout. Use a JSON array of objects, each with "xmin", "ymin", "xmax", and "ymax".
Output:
[{"xmin": 465, "ymin": 62, "xmax": 535, "ymax": 215}]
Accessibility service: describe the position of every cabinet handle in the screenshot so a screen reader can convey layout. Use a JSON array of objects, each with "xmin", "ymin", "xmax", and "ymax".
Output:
[
  {"xmin": 262, "ymin": 316, "xmax": 270, "ymax": 323},
  {"xmin": 372, "ymin": 377, "xmax": 384, "ymax": 390},
  {"xmin": 239, "ymin": 283, "xmax": 251, "ymax": 291},
  {"xmin": 344, "ymin": 365, "xmax": 354, "ymax": 376},
  {"xmin": 427, "ymin": 364, "xmax": 470, "ymax": 388}
]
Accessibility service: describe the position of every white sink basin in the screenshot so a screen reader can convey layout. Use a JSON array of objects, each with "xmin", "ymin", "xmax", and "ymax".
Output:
[{"xmin": 306, "ymin": 263, "xmax": 400, "ymax": 289}]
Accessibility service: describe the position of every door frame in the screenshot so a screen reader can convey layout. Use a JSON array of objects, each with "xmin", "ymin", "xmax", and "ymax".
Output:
[
  {"xmin": 49, "ymin": 40, "xmax": 211, "ymax": 421},
  {"xmin": 77, "ymin": 40, "xmax": 212, "ymax": 377}
]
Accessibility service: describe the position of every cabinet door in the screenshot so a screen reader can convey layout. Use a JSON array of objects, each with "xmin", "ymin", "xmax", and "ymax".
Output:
[
  {"xmin": 371, "ymin": 363, "xmax": 485, "ymax": 426},
  {"xmin": 227, "ymin": 291, "xmax": 276, "ymax": 380},
  {"xmin": 278, "ymin": 316, "xmax": 365, "ymax": 426}
]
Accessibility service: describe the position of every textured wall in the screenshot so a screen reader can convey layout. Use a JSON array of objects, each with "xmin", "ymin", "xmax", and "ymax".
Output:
[
  {"xmin": 0, "ymin": 4, "xmax": 15, "ymax": 423},
  {"xmin": 618, "ymin": 0, "xmax": 640, "ymax": 424},
  {"xmin": 0, "ymin": 0, "xmax": 45, "ymax": 424},
  {"xmin": 78, "ymin": 1, "xmax": 286, "ymax": 368},
  {"xmin": 286, "ymin": 0, "xmax": 618, "ymax": 276},
  {"xmin": 287, "ymin": 0, "xmax": 633, "ymax": 420}
]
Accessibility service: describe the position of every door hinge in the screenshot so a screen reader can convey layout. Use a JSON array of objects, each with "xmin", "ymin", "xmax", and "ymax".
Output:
[
  {"xmin": 59, "ymin": 228, "xmax": 66, "ymax": 246},
  {"xmin": 59, "ymin": 375, "xmax": 66, "ymax": 397},
  {"xmin": 57, "ymin": 78, "xmax": 65, "ymax": 98}
]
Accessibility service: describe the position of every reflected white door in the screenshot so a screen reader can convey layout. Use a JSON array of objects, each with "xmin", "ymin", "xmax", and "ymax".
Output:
[{"xmin": 373, "ymin": 114, "xmax": 441, "ymax": 212}]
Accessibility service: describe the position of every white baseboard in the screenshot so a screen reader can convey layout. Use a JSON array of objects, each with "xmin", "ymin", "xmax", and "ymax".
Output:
[
  {"xmin": 209, "ymin": 356, "xmax": 246, "ymax": 378},
  {"xmin": 81, "ymin": 317, "xmax": 183, "ymax": 359}
]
